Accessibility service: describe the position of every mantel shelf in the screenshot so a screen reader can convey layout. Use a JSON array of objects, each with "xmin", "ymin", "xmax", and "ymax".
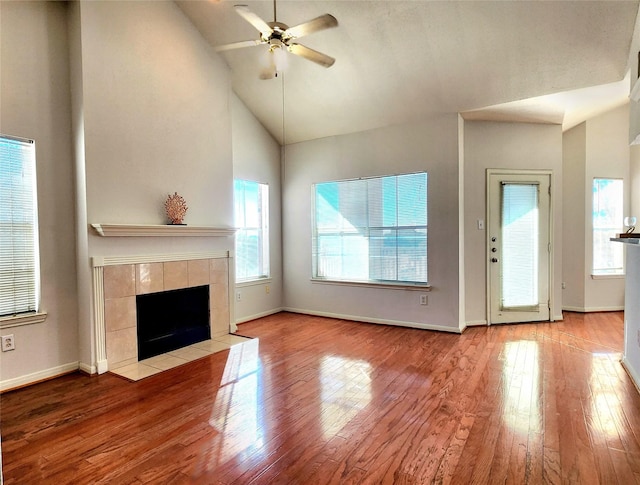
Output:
[{"xmin": 91, "ymin": 223, "xmax": 236, "ymax": 237}]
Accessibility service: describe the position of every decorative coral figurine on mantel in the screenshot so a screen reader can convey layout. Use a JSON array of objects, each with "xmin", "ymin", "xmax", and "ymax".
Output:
[{"xmin": 165, "ymin": 192, "xmax": 188, "ymax": 225}]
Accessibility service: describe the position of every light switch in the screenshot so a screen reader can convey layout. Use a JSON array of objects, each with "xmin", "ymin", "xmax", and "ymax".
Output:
[{"xmin": 477, "ymin": 219, "xmax": 485, "ymax": 230}]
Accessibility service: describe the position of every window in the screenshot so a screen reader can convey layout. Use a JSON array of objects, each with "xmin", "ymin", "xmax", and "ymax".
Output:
[
  {"xmin": 592, "ymin": 178, "xmax": 623, "ymax": 275},
  {"xmin": 0, "ymin": 135, "xmax": 40, "ymax": 317},
  {"xmin": 234, "ymin": 179, "xmax": 269, "ymax": 282},
  {"xmin": 312, "ymin": 172, "xmax": 428, "ymax": 285}
]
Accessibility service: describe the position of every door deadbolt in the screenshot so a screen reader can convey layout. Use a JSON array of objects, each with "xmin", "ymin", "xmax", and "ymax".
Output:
[
  {"xmin": 491, "ymin": 248, "xmax": 497, "ymax": 252},
  {"xmin": 491, "ymin": 258, "xmax": 498, "ymax": 263}
]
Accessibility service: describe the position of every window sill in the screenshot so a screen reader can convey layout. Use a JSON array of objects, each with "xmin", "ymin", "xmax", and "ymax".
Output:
[
  {"xmin": 237, "ymin": 278, "xmax": 272, "ymax": 288},
  {"xmin": 0, "ymin": 312, "xmax": 48, "ymax": 329},
  {"xmin": 591, "ymin": 273, "xmax": 625, "ymax": 280},
  {"xmin": 311, "ymin": 278, "xmax": 432, "ymax": 291}
]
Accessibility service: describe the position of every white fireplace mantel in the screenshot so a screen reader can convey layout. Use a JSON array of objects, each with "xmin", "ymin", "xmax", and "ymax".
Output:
[{"xmin": 91, "ymin": 223, "xmax": 236, "ymax": 237}]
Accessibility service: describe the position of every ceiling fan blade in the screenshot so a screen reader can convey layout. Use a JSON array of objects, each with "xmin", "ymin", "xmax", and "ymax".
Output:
[
  {"xmin": 234, "ymin": 5, "xmax": 273, "ymax": 37},
  {"xmin": 288, "ymin": 43, "xmax": 335, "ymax": 68},
  {"xmin": 215, "ymin": 39, "xmax": 264, "ymax": 52},
  {"xmin": 285, "ymin": 14, "xmax": 338, "ymax": 39}
]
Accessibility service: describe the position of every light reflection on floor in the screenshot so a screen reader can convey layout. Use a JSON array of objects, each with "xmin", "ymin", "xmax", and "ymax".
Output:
[
  {"xmin": 206, "ymin": 338, "xmax": 266, "ymax": 467},
  {"xmin": 500, "ymin": 340, "xmax": 625, "ymax": 442},
  {"xmin": 502, "ymin": 340, "xmax": 541, "ymax": 434},
  {"xmin": 320, "ymin": 355, "xmax": 372, "ymax": 439},
  {"xmin": 589, "ymin": 352, "xmax": 625, "ymax": 439}
]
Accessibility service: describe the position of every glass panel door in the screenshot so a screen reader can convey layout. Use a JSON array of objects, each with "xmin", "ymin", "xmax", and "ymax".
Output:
[{"xmin": 487, "ymin": 171, "xmax": 551, "ymax": 324}]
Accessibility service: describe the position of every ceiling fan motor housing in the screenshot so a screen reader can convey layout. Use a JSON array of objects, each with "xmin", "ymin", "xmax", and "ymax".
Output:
[{"xmin": 263, "ymin": 22, "xmax": 290, "ymax": 44}]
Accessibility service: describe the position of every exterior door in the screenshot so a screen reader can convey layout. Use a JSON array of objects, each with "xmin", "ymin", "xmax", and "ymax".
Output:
[{"xmin": 487, "ymin": 170, "xmax": 551, "ymax": 324}]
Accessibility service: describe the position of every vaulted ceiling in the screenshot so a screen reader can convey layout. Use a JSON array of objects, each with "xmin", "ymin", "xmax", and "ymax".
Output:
[{"xmin": 177, "ymin": 0, "xmax": 639, "ymax": 144}]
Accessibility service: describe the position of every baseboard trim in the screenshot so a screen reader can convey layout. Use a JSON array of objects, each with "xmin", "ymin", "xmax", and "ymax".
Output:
[
  {"xmin": 79, "ymin": 362, "xmax": 96, "ymax": 375},
  {"xmin": 282, "ymin": 307, "xmax": 462, "ymax": 334},
  {"xmin": 563, "ymin": 306, "xmax": 624, "ymax": 313},
  {"xmin": 1, "ymin": 362, "xmax": 79, "ymax": 393},
  {"xmin": 465, "ymin": 320, "xmax": 488, "ymax": 327},
  {"xmin": 621, "ymin": 357, "xmax": 640, "ymax": 396},
  {"xmin": 236, "ymin": 307, "xmax": 284, "ymax": 325}
]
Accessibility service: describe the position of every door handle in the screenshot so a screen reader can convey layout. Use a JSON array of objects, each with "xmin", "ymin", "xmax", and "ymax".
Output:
[
  {"xmin": 491, "ymin": 248, "xmax": 497, "ymax": 252},
  {"xmin": 491, "ymin": 258, "xmax": 498, "ymax": 263}
]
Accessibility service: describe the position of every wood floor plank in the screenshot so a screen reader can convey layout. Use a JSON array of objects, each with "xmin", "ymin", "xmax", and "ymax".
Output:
[{"xmin": 2, "ymin": 311, "xmax": 640, "ymax": 484}]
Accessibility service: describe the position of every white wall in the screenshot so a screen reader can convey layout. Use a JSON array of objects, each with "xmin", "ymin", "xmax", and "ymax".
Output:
[
  {"xmin": 562, "ymin": 105, "xmax": 629, "ymax": 312},
  {"xmin": 68, "ymin": 0, "xmax": 93, "ymax": 377},
  {"xmin": 464, "ymin": 121, "xmax": 564, "ymax": 324},
  {"xmin": 562, "ymin": 123, "xmax": 587, "ymax": 310},
  {"xmin": 0, "ymin": 1, "xmax": 79, "ymax": 386},
  {"xmin": 1, "ymin": 0, "xmax": 635, "ymax": 394},
  {"xmin": 282, "ymin": 115, "xmax": 461, "ymax": 332},
  {"xmin": 583, "ymin": 104, "xmax": 629, "ymax": 311},
  {"xmin": 70, "ymin": 1, "xmax": 235, "ymax": 370},
  {"xmin": 77, "ymin": 1, "xmax": 232, "ymax": 228},
  {"xmin": 79, "ymin": 2, "xmax": 234, "ymax": 233},
  {"xmin": 231, "ymin": 94, "xmax": 283, "ymax": 323}
]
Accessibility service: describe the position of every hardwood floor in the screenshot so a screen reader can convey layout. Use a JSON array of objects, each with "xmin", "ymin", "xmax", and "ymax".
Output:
[{"xmin": 2, "ymin": 311, "xmax": 640, "ymax": 484}]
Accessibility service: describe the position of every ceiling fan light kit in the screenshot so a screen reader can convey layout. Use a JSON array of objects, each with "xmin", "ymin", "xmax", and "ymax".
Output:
[{"xmin": 216, "ymin": 1, "xmax": 338, "ymax": 79}]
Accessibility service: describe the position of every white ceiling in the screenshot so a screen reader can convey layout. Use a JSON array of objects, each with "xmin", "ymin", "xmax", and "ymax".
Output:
[{"xmin": 177, "ymin": 0, "xmax": 639, "ymax": 145}]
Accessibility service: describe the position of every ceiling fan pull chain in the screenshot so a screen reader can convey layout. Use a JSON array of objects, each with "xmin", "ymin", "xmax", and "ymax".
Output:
[{"xmin": 273, "ymin": 0, "xmax": 277, "ymax": 22}]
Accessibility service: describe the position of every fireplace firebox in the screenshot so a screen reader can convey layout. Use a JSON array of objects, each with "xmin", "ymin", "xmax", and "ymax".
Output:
[{"xmin": 136, "ymin": 285, "xmax": 210, "ymax": 360}]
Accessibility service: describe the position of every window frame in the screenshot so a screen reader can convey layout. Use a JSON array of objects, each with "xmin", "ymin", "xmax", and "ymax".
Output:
[
  {"xmin": 233, "ymin": 179, "xmax": 270, "ymax": 283},
  {"xmin": 592, "ymin": 177, "xmax": 624, "ymax": 277},
  {"xmin": 311, "ymin": 172, "xmax": 429, "ymax": 289},
  {"xmin": 0, "ymin": 133, "xmax": 46, "ymax": 328}
]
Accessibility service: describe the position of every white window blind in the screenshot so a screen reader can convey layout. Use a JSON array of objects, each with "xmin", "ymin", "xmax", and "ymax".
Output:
[
  {"xmin": 500, "ymin": 183, "xmax": 539, "ymax": 310},
  {"xmin": 234, "ymin": 179, "xmax": 269, "ymax": 282},
  {"xmin": 313, "ymin": 172, "xmax": 428, "ymax": 285},
  {"xmin": 0, "ymin": 135, "xmax": 40, "ymax": 317},
  {"xmin": 592, "ymin": 178, "xmax": 623, "ymax": 275}
]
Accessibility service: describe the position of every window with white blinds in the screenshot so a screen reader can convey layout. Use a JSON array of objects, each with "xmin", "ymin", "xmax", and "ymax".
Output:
[
  {"xmin": 312, "ymin": 172, "xmax": 428, "ymax": 285},
  {"xmin": 0, "ymin": 135, "xmax": 40, "ymax": 317},
  {"xmin": 234, "ymin": 179, "xmax": 269, "ymax": 282},
  {"xmin": 592, "ymin": 178, "xmax": 623, "ymax": 275}
]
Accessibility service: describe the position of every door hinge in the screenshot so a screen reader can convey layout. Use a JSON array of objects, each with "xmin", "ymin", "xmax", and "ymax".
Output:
[
  {"xmin": 548, "ymin": 184, "xmax": 551, "ymax": 196},
  {"xmin": 548, "ymin": 242, "xmax": 551, "ymax": 253}
]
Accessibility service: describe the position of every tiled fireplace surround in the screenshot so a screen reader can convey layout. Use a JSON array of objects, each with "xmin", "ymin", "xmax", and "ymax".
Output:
[{"xmin": 92, "ymin": 251, "xmax": 232, "ymax": 373}]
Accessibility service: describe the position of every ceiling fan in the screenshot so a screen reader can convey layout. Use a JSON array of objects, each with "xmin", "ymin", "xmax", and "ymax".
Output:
[{"xmin": 215, "ymin": 1, "xmax": 338, "ymax": 79}]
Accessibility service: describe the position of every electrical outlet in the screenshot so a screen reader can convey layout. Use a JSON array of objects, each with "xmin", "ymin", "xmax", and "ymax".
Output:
[
  {"xmin": 236, "ymin": 291, "xmax": 242, "ymax": 302},
  {"xmin": 265, "ymin": 285, "xmax": 270, "ymax": 294},
  {"xmin": 2, "ymin": 334, "xmax": 15, "ymax": 352},
  {"xmin": 420, "ymin": 294, "xmax": 428, "ymax": 306},
  {"xmin": 562, "ymin": 282, "xmax": 566, "ymax": 289}
]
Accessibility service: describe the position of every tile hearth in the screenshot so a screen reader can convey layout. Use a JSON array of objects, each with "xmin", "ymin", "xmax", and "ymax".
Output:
[{"xmin": 109, "ymin": 334, "xmax": 252, "ymax": 381}]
